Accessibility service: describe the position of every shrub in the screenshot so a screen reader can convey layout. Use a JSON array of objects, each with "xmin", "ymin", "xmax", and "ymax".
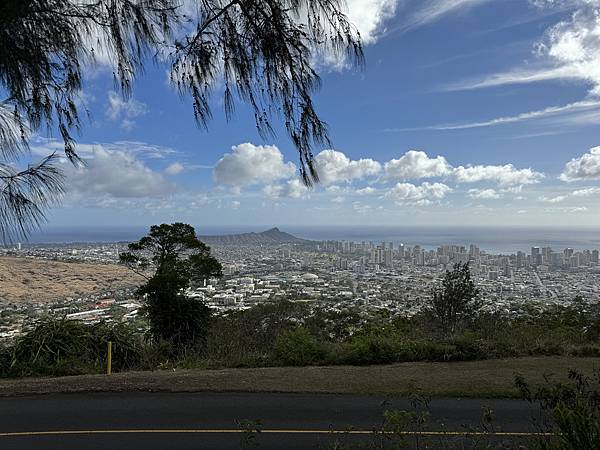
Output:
[
  {"xmin": 515, "ymin": 369, "xmax": 600, "ymax": 449},
  {"xmin": 4, "ymin": 318, "xmax": 143, "ymax": 377},
  {"xmin": 336, "ymin": 334, "xmax": 399, "ymax": 365},
  {"xmin": 272, "ymin": 327, "xmax": 326, "ymax": 366},
  {"xmin": 204, "ymin": 301, "xmax": 309, "ymax": 367}
]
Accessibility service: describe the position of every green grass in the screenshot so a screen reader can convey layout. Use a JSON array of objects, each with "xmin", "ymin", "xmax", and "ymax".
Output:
[{"xmin": 0, "ymin": 356, "xmax": 597, "ymax": 398}]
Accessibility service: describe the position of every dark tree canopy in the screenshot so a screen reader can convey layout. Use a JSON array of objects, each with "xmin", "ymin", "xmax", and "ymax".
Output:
[
  {"xmin": 0, "ymin": 0, "xmax": 363, "ymax": 241},
  {"xmin": 119, "ymin": 222, "xmax": 222, "ymax": 347},
  {"xmin": 431, "ymin": 262, "xmax": 481, "ymax": 334},
  {"xmin": 119, "ymin": 222, "xmax": 223, "ymax": 283}
]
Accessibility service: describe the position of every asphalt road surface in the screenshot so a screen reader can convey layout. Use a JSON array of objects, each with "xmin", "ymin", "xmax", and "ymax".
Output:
[{"xmin": 0, "ymin": 392, "xmax": 545, "ymax": 449}]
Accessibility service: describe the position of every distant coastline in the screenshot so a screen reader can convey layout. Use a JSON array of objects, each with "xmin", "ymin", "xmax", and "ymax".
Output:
[{"xmin": 20, "ymin": 225, "xmax": 600, "ymax": 254}]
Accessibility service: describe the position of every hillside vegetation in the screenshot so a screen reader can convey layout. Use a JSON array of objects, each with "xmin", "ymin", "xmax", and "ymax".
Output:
[{"xmin": 0, "ymin": 300, "xmax": 598, "ymax": 378}]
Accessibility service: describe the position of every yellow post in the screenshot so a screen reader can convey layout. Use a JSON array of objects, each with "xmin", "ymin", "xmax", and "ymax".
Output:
[{"xmin": 107, "ymin": 341, "xmax": 112, "ymax": 375}]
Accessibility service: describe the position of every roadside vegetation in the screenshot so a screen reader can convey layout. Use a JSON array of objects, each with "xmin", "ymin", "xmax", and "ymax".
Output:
[{"xmin": 0, "ymin": 297, "xmax": 598, "ymax": 378}]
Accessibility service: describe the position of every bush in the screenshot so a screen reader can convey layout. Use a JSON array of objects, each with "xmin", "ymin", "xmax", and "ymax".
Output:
[
  {"xmin": 272, "ymin": 327, "xmax": 326, "ymax": 366},
  {"xmin": 3, "ymin": 318, "xmax": 144, "ymax": 377},
  {"xmin": 204, "ymin": 301, "xmax": 308, "ymax": 367},
  {"xmin": 336, "ymin": 334, "xmax": 399, "ymax": 365},
  {"xmin": 516, "ymin": 369, "xmax": 600, "ymax": 449}
]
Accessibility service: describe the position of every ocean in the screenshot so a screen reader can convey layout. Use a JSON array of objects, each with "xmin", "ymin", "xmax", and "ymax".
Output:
[{"xmin": 22, "ymin": 225, "xmax": 600, "ymax": 254}]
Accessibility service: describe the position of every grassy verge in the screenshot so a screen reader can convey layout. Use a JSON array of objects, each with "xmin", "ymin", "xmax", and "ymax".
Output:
[{"xmin": 0, "ymin": 356, "xmax": 597, "ymax": 398}]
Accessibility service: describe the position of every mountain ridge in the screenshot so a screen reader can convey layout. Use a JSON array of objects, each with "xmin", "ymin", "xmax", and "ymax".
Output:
[{"xmin": 198, "ymin": 227, "xmax": 308, "ymax": 245}]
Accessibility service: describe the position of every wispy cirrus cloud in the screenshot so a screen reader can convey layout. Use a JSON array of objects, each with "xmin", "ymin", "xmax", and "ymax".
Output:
[
  {"xmin": 383, "ymin": 99, "xmax": 600, "ymax": 131},
  {"xmin": 442, "ymin": 1, "xmax": 600, "ymax": 95},
  {"xmin": 391, "ymin": 0, "xmax": 491, "ymax": 34}
]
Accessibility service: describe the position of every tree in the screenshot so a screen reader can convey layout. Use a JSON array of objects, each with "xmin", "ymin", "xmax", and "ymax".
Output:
[
  {"xmin": 0, "ymin": 0, "xmax": 363, "ymax": 240},
  {"xmin": 431, "ymin": 262, "xmax": 481, "ymax": 334},
  {"xmin": 120, "ymin": 223, "xmax": 222, "ymax": 348}
]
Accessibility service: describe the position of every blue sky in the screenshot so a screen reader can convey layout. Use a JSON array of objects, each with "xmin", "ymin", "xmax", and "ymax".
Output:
[{"xmin": 33, "ymin": 0, "xmax": 600, "ymax": 229}]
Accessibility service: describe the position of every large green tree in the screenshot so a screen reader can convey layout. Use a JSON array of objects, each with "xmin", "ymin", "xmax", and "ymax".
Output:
[
  {"xmin": 431, "ymin": 262, "xmax": 481, "ymax": 334},
  {"xmin": 0, "ymin": 0, "xmax": 363, "ymax": 241},
  {"xmin": 120, "ymin": 222, "xmax": 222, "ymax": 348}
]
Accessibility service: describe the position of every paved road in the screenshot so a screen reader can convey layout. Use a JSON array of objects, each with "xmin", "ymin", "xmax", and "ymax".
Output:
[{"xmin": 0, "ymin": 392, "xmax": 543, "ymax": 449}]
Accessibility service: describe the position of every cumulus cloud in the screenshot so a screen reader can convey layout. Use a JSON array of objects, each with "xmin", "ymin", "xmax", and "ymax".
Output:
[
  {"xmin": 165, "ymin": 162, "xmax": 185, "ymax": 175},
  {"xmin": 105, "ymin": 91, "xmax": 148, "ymax": 130},
  {"xmin": 214, "ymin": 143, "xmax": 296, "ymax": 187},
  {"xmin": 315, "ymin": 150, "xmax": 381, "ymax": 184},
  {"xmin": 383, "ymin": 150, "xmax": 453, "ymax": 180},
  {"xmin": 345, "ymin": 0, "xmax": 399, "ymax": 44},
  {"xmin": 64, "ymin": 146, "xmax": 175, "ymax": 198},
  {"xmin": 314, "ymin": 0, "xmax": 399, "ymax": 69},
  {"xmin": 534, "ymin": 3, "xmax": 600, "ymax": 96},
  {"xmin": 263, "ymin": 179, "xmax": 309, "ymax": 199},
  {"xmin": 386, "ymin": 182, "xmax": 452, "ymax": 204},
  {"xmin": 468, "ymin": 188, "xmax": 502, "ymax": 199},
  {"xmin": 378, "ymin": 150, "xmax": 543, "ymax": 188},
  {"xmin": 454, "ymin": 164, "xmax": 544, "ymax": 187},
  {"xmin": 560, "ymin": 146, "xmax": 600, "ymax": 181}
]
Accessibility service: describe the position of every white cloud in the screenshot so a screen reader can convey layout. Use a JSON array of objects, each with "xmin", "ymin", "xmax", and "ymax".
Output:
[
  {"xmin": 314, "ymin": 0, "xmax": 399, "ymax": 69},
  {"xmin": 560, "ymin": 146, "xmax": 600, "ymax": 181},
  {"xmin": 378, "ymin": 150, "xmax": 543, "ymax": 189},
  {"xmin": 383, "ymin": 150, "xmax": 452, "ymax": 180},
  {"xmin": 355, "ymin": 186, "xmax": 378, "ymax": 195},
  {"xmin": 230, "ymin": 200, "xmax": 241, "ymax": 210},
  {"xmin": 214, "ymin": 143, "xmax": 297, "ymax": 187},
  {"xmin": 572, "ymin": 186, "xmax": 600, "ymax": 196},
  {"xmin": 165, "ymin": 162, "xmax": 185, "ymax": 175},
  {"xmin": 539, "ymin": 195, "xmax": 568, "ymax": 203},
  {"xmin": 325, "ymin": 185, "xmax": 346, "ymax": 194},
  {"xmin": 446, "ymin": 2, "xmax": 600, "ymax": 96},
  {"xmin": 331, "ymin": 196, "xmax": 346, "ymax": 203},
  {"xmin": 64, "ymin": 146, "xmax": 175, "ymax": 198},
  {"xmin": 409, "ymin": 100, "xmax": 600, "ymax": 130},
  {"xmin": 545, "ymin": 206, "xmax": 588, "ymax": 213},
  {"xmin": 31, "ymin": 138, "xmax": 179, "ymax": 161},
  {"xmin": 352, "ymin": 201, "xmax": 373, "ymax": 213},
  {"xmin": 263, "ymin": 179, "xmax": 309, "ymax": 199},
  {"xmin": 397, "ymin": 0, "xmax": 491, "ymax": 33},
  {"xmin": 105, "ymin": 91, "xmax": 148, "ymax": 130},
  {"xmin": 315, "ymin": 150, "xmax": 381, "ymax": 184},
  {"xmin": 345, "ymin": 0, "xmax": 399, "ymax": 44},
  {"xmin": 386, "ymin": 182, "xmax": 452, "ymax": 204},
  {"xmin": 454, "ymin": 164, "xmax": 544, "ymax": 187},
  {"xmin": 468, "ymin": 188, "xmax": 502, "ymax": 199}
]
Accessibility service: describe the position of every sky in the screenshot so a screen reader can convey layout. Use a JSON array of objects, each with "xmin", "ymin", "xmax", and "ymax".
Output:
[{"xmin": 29, "ymin": 0, "xmax": 600, "ymax": 229}]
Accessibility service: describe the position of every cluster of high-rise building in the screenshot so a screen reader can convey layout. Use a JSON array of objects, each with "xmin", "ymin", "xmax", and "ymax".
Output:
[
  {"xmin": 313, "ymin": 239, "xmax": 600, "ymax": 280},
  {"xmin": 525, "ymin": 246, "xmax": 599, "ymax": 269}
]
